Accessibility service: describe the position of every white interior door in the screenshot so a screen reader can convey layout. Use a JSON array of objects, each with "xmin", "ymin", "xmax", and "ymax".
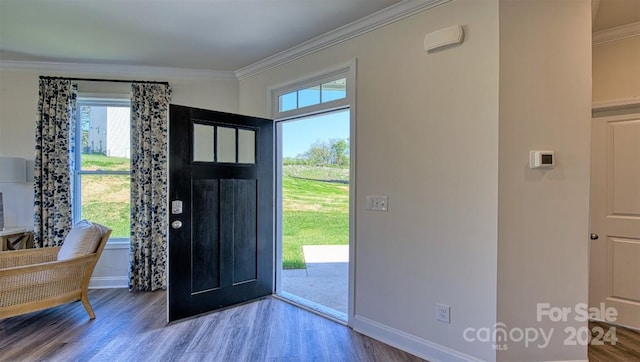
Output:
[{"xmin": 589, "ymin": 112, "xmax": 640, "ymax": 329}]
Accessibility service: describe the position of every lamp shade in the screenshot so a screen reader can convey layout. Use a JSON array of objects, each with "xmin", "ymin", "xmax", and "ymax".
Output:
[{"xmin": 0, "ymin": 157, "xmax": 26, "ymax": 183}]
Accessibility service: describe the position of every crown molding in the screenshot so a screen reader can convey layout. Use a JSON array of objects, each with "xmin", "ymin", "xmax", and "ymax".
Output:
[
  {"xmin": 591, "ymin": 0, "xmax": 600, "ymax": 25},
  {"xmin": 593, "ymin": 21, "xmax": 640, "ymax": 46},
  {"xmin": 1, "ymin": 0, "xmax": 452, "ymax": 81},
  {"xmin": 593, "ymin": 97, "xmax": 640, "ymax": 111},
  {"xmin": 0, "ymin": 60, "xmax": 237, "ymax": 81},
  {"xmin": 235, "ymin": 0, "xmax": 452, "ymax": 80}
]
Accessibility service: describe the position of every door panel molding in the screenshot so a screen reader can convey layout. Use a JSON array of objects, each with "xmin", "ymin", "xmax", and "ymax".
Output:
[
  {"xmin": 168, "ymin": 104, "xmax": 273, "ymax": 322},
  {"xmin": 590, "ymin": 112, "xmax": 640, "ymax": 329}
]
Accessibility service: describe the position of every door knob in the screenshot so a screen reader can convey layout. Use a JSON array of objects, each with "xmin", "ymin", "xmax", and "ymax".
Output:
[
  {"xmin": 590, "ymin": 233, "xmax": 599, "ymax": 240},
  {"xmin": 171, "ymin": 220, "xmax": 183, "ymax": 229}
]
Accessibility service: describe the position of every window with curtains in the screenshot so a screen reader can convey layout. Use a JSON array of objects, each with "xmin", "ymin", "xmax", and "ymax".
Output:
[{"xmin": 73, "ymin": 97, "xmax": 131, "ymax": 240}]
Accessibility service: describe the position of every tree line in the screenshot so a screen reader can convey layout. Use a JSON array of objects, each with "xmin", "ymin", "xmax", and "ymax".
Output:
[{"xmin": 284, "ymin": 138, "xmax": 349, "ymax": 167}]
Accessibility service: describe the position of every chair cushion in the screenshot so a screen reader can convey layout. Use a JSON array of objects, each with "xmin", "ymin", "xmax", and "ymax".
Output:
[{"xmin": 57, "ymin": 220, "xmax": 103, "ymax": 260}]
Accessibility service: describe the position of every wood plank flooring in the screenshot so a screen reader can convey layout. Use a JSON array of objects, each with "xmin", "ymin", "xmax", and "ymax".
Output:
[
  {"xmin": 589, "ymin": 320, "xmax": 640, "ymax": 362},
  {"xmin": 2, "ymin": 289, "xmax": 639, "ymax": 361},
  {"xmin": 0, "ymin": 289, "xmax": 423, "ymax": 361}
]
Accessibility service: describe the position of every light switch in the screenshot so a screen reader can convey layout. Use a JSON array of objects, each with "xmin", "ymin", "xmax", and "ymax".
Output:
[{"xmin": 367, "ymin": 196, "xmax": 388, "ymax": 211}]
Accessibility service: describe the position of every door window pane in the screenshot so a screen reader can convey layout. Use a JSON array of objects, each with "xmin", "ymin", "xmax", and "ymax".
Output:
[
  {"xmin": 238, "ymin": 129, "xmax": 256, "ymax": 164},
  {"xmin": 217, "ymin": 127, "xmax": 236, "ymax": 163},
  {"xmin": 193, "ymin": 124, "xmax": 215, "ymax": 162}
]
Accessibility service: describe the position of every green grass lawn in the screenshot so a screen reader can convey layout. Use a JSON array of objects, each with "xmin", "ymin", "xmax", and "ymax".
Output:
[
  {"xmin": 80, "ymin": 154, "xmax": 131, "ymax": 238},
  {"xmin": 282, "ymin": 165, "xmax": 349, "ymax": 269},
  {"xmin": 81, "ymin": 153, "xmax": 130, "ymax": 171},
  {"xmin": 80, "ymin": 155, "xmax": 349, "ymax": 268}
]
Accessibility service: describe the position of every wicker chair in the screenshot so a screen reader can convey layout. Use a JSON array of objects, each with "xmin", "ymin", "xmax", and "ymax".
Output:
[{"xmin": 0, "ymin": 223, "xmax": 111, "ymax": 320}]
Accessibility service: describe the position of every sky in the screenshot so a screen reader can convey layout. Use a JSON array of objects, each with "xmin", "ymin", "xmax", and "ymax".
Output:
[{"xmin": 281, "ymin": 109, "xmax": 350, "ymax": 158}]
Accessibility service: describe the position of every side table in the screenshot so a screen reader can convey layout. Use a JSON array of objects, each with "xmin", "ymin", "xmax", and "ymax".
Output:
[{"xmin": 0, "ymin": 227, "xmax": 31, "ymax": 251}]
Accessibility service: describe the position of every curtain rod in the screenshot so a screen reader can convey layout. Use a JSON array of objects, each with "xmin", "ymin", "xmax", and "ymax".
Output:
[{"xmin": 39, "ymin": 76, "xmax": 169, "ymax": 86}]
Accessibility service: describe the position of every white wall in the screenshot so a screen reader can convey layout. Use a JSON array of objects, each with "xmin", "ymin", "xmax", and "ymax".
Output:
[
  {"xmin": 593, "ymin": 36, "xmax": 640, "ymax": 103},
  {"xmin": 241, "ymin": 0, "xmax": 592, "ymax": 361},
  {"xmin": 497, "ymin": 0, "xmax": 592, "ymax": 360},
  {"xmin": 0, "ymin": 1, "xmax": 594, "ymax": 359},
  {"xmin": 0, "ymin": 69, "xmax": 239, "ymax": 163},
  {"xmin": 0, "ymin": 67, "xmax": 239, "ymax": 288},
  {"xmin": 0, "ymin": 71, "xmax": 41, "ymax": 228},
  {"xmin": 240, "ymin": 1, "xmax": 500, "ymax": 360}
]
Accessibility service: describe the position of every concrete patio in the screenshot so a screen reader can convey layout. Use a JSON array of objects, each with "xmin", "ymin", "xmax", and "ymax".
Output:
[{"xmin": 280, "ymin": 245, "xmax": 349, "ymax": 318}]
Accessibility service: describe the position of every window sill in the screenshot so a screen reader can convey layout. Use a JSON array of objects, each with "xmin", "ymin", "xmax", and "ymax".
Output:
[{"xmin": 105, "ymin": 239, "xmax": 129, "ymax": 250}]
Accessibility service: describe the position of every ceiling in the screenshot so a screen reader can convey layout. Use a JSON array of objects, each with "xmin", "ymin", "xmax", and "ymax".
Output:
[
  {"xmin": 0, "ymin": 0, "xmax": 402, "ymax": 72},
  {"xmin": 0, "ymin": 1, "xmax": 638, "ymax": 73},
  {"xmin": 593, "ymin": 0, "xmax": 640, "ymax": 32}
]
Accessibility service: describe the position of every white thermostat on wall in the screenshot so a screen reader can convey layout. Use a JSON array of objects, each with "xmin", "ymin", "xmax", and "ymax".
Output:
[{"xmin": 529, "ymin": 150, "xmax": 555, "ymax": 169}]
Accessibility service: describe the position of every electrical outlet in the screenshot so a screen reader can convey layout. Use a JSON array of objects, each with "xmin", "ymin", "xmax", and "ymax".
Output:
[
  {"xmin": 436, "ymin": 303, "xmax": 450, "ymax": 324},
  {"xmin": 367, "ymin": 196, "xmax": 388, "ymax": 211}
]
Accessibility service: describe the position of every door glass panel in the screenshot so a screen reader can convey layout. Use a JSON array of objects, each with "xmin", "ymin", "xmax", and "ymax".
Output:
[
  {"xmin": 299, "ymin": 85, "xmax": 320, "ymax": 108},
  {"xmin": 217, "ymin": 126, "xmax": 236, "ymax": 163},
  {"xmin": 238, "ymin": 129, "xmax": 256, "ymax": 164},
  {"xmin": 279, "ymin": 92, "xmax": 297, "ymax": 112},
  {"xmin": 321, "ymin": 78, "xmax": 346, "ymax": 103},
  {"xmin": 193, "ymin": 124, "xmax": 215, "ymax": 162}
]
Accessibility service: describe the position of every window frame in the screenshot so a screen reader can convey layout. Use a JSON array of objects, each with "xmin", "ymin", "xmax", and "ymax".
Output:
[
  {"xmin": 271, "ymin": 66, "xmax": 351, "ymax": 121},
  {"xmin": 73, "ymin": 95, "xmax": 131, "ymax": 243},
  {"xmin": 269, "ymin": 59, "xmax": 357, "ymax": 324}
]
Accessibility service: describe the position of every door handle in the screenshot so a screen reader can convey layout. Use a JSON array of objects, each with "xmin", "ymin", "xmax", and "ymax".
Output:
[
  {"xmin": 171, "ymin": 220, "xmax": 183, "ymax": 230},
  {"xmin": 590, "ymin": 233, "xmax": 599, "ymax": 240}
]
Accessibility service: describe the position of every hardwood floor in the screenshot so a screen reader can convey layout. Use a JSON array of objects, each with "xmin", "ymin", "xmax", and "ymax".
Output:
[
  {"xmin": 0, "ymin": 289, "xmax": 423, "ymax": 361},
  {"xmin": 2, "ymin": 289, "xmax": 639, "ymax": 361},
  {"xmin": 589, "ymin": 320, "xmax": 640, "ymax": 362}
]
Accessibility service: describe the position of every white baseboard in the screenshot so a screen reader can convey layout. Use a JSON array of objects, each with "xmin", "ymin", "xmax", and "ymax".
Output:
[
  {"xmin": 89, "ymin": 276, "xmax": 128, "ymax": 289},
  {"xmin": 350, "ymin": 314, "xmax": 483, "ymax": 362}
]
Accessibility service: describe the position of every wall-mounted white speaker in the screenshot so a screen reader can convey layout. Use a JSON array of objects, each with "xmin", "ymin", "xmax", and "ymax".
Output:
[{"xmin": 424, "ymin": 25, "xmax": 465, "ymax": 52}]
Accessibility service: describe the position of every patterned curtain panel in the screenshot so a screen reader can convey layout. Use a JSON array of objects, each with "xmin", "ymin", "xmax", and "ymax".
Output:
[
  {"xmin": 33, "ymin": 79, "xmax": 77, "ymax": 248},
  {"xmin": 129, "ymin": 83, "xmax": 171, "ymax": 291}
]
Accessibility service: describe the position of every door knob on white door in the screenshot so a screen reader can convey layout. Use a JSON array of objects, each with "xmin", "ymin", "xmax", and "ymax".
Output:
[
  {"xmin": 590, "ymin": 233, "xmax": 599, "ymax": 240},
  {"xmin": 171, "ymin": 220, "xmax": 183, "ymax": 229}
]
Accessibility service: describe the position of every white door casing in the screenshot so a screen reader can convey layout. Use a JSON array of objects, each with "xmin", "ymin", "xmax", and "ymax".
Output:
[{"xmin": 589, "ymin": 112, "xmax": 640, "ymax": 329}]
